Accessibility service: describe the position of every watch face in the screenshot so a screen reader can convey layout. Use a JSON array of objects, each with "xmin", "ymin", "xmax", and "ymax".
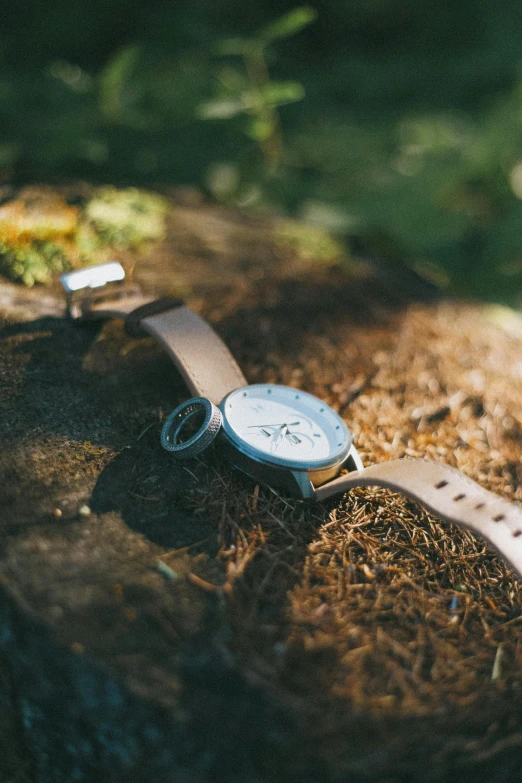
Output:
[{"xmin": 220, "ymin": 384, "xmax": 352, "ymax": 471}]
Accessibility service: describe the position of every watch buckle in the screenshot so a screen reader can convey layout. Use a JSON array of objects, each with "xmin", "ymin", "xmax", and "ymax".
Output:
[{"xmin": 60, "ymin": 262, "xmax": 141, "ymax": 320}]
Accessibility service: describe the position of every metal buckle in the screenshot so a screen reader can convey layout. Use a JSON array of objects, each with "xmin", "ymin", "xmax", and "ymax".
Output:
[{"xmin": 60, "ymin": 262, "xmax": 140, "ymax": 320}]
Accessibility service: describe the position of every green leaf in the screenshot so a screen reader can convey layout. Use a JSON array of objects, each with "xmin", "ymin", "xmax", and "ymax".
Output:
[
  {"xmin": 214, "ymin": 37, "xmax": 257, "ymax": 57},
  {"xmin": 99, "ymin": 44, "xmax": 141, "ymax": 121},
  {"xmin": 245, "ymin": 115, "xmax": 276, "ymax": 142},
  {"xmin": 244, "ymin": 81, "xmax": 305, "ymax": 108},
  {"xmin": 197, "ymin": 98, "xmax": 246, "ymax": 120},
  {"xmin": 217, "ymin": 66, "xmax": 250, "ymax": 93},
  {"xmin": 259, "ymin": 6, "xmax": 317, "ymax": 44}
]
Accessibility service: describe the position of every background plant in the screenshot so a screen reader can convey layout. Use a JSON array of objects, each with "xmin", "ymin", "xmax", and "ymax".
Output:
[
  {"xmin": 2, "ymin": 0, "xmax": 522, "ymax": 303},
  {"xmin": 0, "ymin": 188, "xmax": 167, "ymax": 285},
  {"xmin": 198, "ymin": 5, "xmax": 315, "ymax": 190}
]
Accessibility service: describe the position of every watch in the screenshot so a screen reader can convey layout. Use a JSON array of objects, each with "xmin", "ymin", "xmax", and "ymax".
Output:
[{"xmin": 61, "ymin": 262, "xmax": 522, "ymax": 580}]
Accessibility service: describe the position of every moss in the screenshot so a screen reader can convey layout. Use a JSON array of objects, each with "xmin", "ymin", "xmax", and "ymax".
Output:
[
  {"xmin": 0, "ymin": 187, "xmax": 168, "ymax": 286},
  {"xmin": 0, "ymin": 198, "xmax": 79, "ymax": 244},
  {"xmin": 273, "ymin": 220, "xmax": 346, "ymax": 264},
  {"xmin": 0, "ymin": 240, "xmax": 71, "ymax": 286},
  {"xmin": 84, "ymin": 187, "xmax": 168, "ymax": 251}
]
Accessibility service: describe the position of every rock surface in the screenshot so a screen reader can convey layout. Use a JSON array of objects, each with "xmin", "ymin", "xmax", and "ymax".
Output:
[{"xmin": 1, "ymin": 187, "xmax": 522, "ymax": 782}]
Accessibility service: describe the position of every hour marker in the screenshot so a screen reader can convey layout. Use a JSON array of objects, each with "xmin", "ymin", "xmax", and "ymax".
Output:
[
  {"xmin": 313, "ymin": 433, "xmax": 321, "ymax": 438},
  {"xmin": 320, "ymin": 407, "xmax": 324, "ymax": 412},
  {"xmin": 267, "ymin": 389, "xmax": 272, "ymax": 394},
  {"xmin": 243, "ymin": 392, "xmax": 247, "ymax": 397},
  {"xmin": 295, "ymin": 394, "xmax": 300, "ymax": 399},
  {"xmin": 336, "ymin": 425, "xmax": 340, "ymax": 429}
]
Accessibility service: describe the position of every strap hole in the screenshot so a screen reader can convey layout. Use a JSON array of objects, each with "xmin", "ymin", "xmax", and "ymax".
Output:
[
  {"xmin": 475, "ymin": 503, "xmax": 485, "ymax": 510},
  {"xmin": 513, "ymin": 530, "xmax": 522, "ymax": 538},
  {"xmin": 453, "ymin": 494, "xmax": 466, "ymax": 501},
  {"xmin": 435, "ymin": 480, "xmax": 448, "ymax": 489},
  {"xmin": 493, "ymin": 514, "xmax": 505, "ymax": 522}
]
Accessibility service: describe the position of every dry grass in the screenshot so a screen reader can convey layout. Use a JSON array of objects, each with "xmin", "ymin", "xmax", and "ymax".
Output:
[
  {"xmin": 2, "ymin": 188, "xmax": 522, "ymax": 778},
  {"xmin": 177, "ymin": 294, "xmax": 522, "ymax": 773}
]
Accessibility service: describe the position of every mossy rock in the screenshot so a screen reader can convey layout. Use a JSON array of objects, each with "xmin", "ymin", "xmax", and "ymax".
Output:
[
  {"xmin": 84, "ymin": 187, "xmax": 168, "ymax": 250},
  {"xmin": 0, "ymin": 187, "xmax": 168, "ymax": 286}
]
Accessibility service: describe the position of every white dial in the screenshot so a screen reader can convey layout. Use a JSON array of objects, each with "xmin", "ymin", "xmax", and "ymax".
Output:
[{"xmin": 220, "ymin": 384, "xmax": 352, "ymax": 471}]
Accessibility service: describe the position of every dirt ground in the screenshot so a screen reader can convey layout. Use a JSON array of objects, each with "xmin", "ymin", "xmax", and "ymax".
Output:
[{"xmin": 1, "ymin": 186, "xmax": 522, "ymax": 782}]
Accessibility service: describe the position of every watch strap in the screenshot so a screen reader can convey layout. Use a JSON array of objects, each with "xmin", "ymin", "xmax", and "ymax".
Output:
[
  {"xmin": 315, "ymin": 459, "xmax": 522, "ymax": 578},
  {"xmin": 85, "ymin": 293, "xmax": 247, "ymax": 405},
  {"xmin": 138, "ymin": 307, "xmax": 247, "ymax": 405}
]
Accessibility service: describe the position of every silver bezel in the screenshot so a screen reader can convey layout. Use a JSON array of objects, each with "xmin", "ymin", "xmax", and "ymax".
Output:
[{"xmin": 219, "ymin": 384, "xmax": 353, "ymax": 472}]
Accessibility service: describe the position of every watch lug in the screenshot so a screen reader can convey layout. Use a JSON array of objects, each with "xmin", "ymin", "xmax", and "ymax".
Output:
[
  {"xmin": 345, "ymin": 445, "xmax": 364, "ymax": 472},
  {"xmin": 290, "ymin": 471, "xmax": 316, "ymax": 501},
  {"xmin": 60, "ymin": 262, "xmax": 143, "ymax": 321}
]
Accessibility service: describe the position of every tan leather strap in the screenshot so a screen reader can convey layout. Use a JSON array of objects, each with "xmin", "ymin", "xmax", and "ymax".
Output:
[
  {"xmin": 86, "ymin": 295, "xmax": 247, "ymax": 405},
  {"xmin": 139, "ymin": 308, "xmax": 247, "ymax": 404},
  {"xmin": 315, "ymin": 459, "xmax": 522, "ymax": 578}
]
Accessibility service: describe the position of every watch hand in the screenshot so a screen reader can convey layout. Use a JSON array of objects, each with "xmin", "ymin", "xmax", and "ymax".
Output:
[{"xmin": 248, "ymin": 422, "xmax": 300, "ymax": 429}]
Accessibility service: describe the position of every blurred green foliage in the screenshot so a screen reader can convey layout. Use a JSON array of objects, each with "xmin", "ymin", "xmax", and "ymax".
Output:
[
  {"xmin": 2, "ymin": 0, "xmax": 522, "ymax": 302},
  {"xmin": 0, "ymin": 188, "xmax": 167, "ymax": 285},
  {"xmin": 199, "ymin": 7, "xmax": 316, "ymax": 174},
  {"xmin": 84, "ymin": 187, "xmax": 167, "ymax": 249},
  {"xmin": 0, "ymin": 240, "xmax": 71, "ymax": 287}
]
